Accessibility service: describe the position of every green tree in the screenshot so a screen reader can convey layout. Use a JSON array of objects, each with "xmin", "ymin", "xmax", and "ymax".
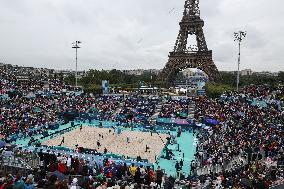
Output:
[
  {"xmin": 64, "ymin": 75, "xmax": 76, "ymax": 85},
  {"xmin": 206, "ymin": 83, "xmax": 234, "ymax": 99},
  {"xmin": 278, "ymin": 72, "xmax": 284, "ymax": 83}
]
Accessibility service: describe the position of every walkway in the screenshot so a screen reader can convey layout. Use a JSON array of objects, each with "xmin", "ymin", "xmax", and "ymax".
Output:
[
  {"xmin": 154, "ymin": 131, "xmax": 196, "ymax": 177},
  {"xmin": 154, "ymin": 100, "xmax": 197, "ymax": 177}
]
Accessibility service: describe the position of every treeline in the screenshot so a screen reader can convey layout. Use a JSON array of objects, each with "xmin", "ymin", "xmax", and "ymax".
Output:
[
  {"xmin": 64, "ymin": 69, "xmax": 161, "ymax": 93},
  {"xmin": 206, "ymin": 71, "xmax": 284, "ymax": 98},
  {"xmin": 65, "ymin": 69, "xmax": 284, "ymax": 96},
  {"xmin": 216, "ymin": 71, "xmax": 284, "ymax": 88}
]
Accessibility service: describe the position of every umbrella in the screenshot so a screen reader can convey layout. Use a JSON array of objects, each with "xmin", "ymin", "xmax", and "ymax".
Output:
[
  {"xmin": 52, "ymin": 171, "xmax": 65, "ymax": 181},
  {"xmin": 0, "ymin": 140, "xmax": 6, "ymax": 148},
  {"xmin": 206, "ymin": 118, "xmax": 220, "ymax": 125},
  {"xmin": 175, "ymin": 119, "xmax": 189, "ymax": 125}
]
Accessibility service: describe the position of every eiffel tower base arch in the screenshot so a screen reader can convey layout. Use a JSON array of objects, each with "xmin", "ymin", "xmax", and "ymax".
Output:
[{"xmin": 159, "ymin": 51, "xmax": 219, "ymax": 84}]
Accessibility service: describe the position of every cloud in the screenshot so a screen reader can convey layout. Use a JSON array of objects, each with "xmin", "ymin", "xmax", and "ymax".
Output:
[{"xmin": 0, "ymin": 0, "xmax": 283, "ymax": 72}]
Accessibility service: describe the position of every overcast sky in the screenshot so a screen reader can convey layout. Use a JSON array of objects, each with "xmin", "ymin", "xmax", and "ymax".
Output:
[{"xmin": 0, "ymin": 0, "xmax": 283, "ymax": 72}]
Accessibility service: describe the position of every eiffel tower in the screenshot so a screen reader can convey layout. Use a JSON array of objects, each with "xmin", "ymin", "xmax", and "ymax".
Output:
[{"xmin": 159, "ymin": 0, "xmax": 218, "ymax": 83}]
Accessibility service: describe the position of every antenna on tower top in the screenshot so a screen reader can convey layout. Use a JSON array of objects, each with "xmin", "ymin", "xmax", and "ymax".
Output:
[{"xmin": 184, "ymin": 0, "xmax": 200, "ymax": 17}]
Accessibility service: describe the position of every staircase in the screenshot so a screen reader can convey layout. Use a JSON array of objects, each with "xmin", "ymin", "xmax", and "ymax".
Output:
[
  {"xmin": 111, "ymin": 102, "xmax": 124, "ymax": 117},
  {"xmin": 187, "ymin": 100, "xmax": 195, "ymax": 124},
  {"xmin": 195, "ymin": 155, "xmax": 248, "ymax": 176},
  {"xmin": 0, "ymin": 152, "xmax": 39, "ymax": 176},
  {"xmin": 148, "ymin": 102, "xmax": 163, "ymax": 123}
]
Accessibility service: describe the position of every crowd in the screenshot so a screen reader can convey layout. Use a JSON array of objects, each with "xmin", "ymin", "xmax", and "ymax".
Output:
[
  {"xmin": 188, "ymin": 85, "xmax": 284, "ymax": 188},
  {"xmin": 2, "ymin": 64, "xmax": 284, "ymax": 188},
  {"xmin": 116, "ymin": 96, "xmax": 159, "ymax": 124},
  {"xmin": 1, "ymin": 147, "xmax": 170, "ymax": 189},
  {"xmin": 1, "ymin": 65, "xmax": 193, "ymax": 139},
  {"xmin": 1, "ymin": 69, "xmax": 161, "ymax": 139},
  {"xmin": 159, "ymin": 99, "xmax": 189, "ymax": 119},
  {"xmin": 0, "ymin": 67, "xmax": 125, "ymax": 139},
  {"xmin": 92, "ymin": 96, "xmax": 123, "ymax": 121}
]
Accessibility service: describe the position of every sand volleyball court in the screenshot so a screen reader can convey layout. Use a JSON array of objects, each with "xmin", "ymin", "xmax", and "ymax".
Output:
[{"xmin": 42, "ymin": 126, "xmax": 169, "ymax": 163}]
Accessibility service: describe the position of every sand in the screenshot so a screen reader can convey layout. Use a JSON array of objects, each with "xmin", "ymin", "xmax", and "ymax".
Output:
[{"xmin": 42, "ymin": 126, "xmax": 169, "ymax": 163}]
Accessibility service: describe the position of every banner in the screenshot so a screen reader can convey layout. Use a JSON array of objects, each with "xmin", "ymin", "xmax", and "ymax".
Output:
[{"xmin": 102, "ymin": 80, "xmax": 110, "ymax": 94}]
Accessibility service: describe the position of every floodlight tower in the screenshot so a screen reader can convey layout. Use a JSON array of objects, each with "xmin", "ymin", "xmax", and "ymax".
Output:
[
  {"xmin": 72, "ymin": 41, "xmax": 82, "ymax": 87},
  {"xmin": 234, "ymin": 31, "xmax": 246, "ymax": 92}
]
